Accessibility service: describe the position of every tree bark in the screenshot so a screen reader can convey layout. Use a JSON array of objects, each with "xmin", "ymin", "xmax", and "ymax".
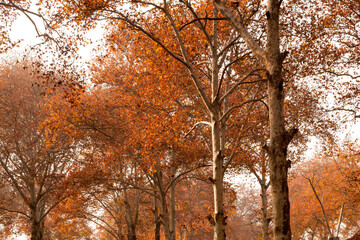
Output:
[
  {"xmin": 155, "ymin": 171, "xmax": 173, "ymax": 240},
  {"xmin": 154, "ymin": 197, "xmax": 161, "ymax": 240},
  {"xmin": 260, "ymin": 181, "xmax": 270, "ymax": 240},
  {"xmin": 124, "ymin": 189, "xmax": 139, "ymax": 240},
  {"xmin": 267, "ymin": 70, "xmax": 291, "ymax": 240},
  {"xmin": 306, "ymin": 178, "xmax": 335, "ymax": 240},
  {"xmin": 252, "ymin": 150, "xmax": 271, "ymax": 240},
  {"xmin": 212, "ymin": 0, "xmax": 295, "ymax": 239},
  {"xmin": 161, "ymin": 200, "xmax": 172, "ymax": 240},
  {"xmin": 186, "ymin": 181, "xmax": 195, "ymax": 240},
  {"xmin": 30, "ymin": 185, "xmax": 45, "ymax": 240},
  {"xmin": 127, "ymin": 225, "xmax": 136, "ymax": 240},
  {"xmin": 265, "ymin": 2, "xmax": 294, "ymax": 239},
  {"xmin": 210, "ymin": 111, "xmax": 226, "ymax": 240},
  {"xmin": 336, "ymin": 203, "xmax": 344, "ymax": 238},
  {"xmin": 170, "ymin": 182, "xmax": 176, "ymax": 240},
  {"xmin": 210, "ymin": 9, "xmax": 226, "ymax": 240},
  {"xmin": 30, "ymin": 208, "xmax": 45, "ymax": 240}
]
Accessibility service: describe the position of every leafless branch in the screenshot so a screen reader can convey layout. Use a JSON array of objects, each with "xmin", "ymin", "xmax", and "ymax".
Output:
[
  {"xmin": 184, "ymin": 121, "xmax": 212, "ymax": 138},
  {"xmin": 220, "ymin": 98, "xmax": 265, "ymax": 121}
]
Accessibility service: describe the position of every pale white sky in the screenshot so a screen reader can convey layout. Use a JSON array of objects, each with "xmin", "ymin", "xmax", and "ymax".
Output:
[{"xmin": 7, "ymin": 2, "xmax": 104, "ymax": 65}]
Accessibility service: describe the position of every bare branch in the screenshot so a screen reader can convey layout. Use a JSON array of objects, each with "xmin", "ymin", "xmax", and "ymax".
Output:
[
  {"xmin": 306, "ymin": 177, "xmax": 333, "ymax": 237},
  {"xmin": 212, "ymin": 0, "xmax": 265, "ymax": 61},
  {"xmin": 220, "ymin": 98, "xmax": 265, "ymax": 121},
  {"xmin": 326, "ymin": 108, "xmax": 360, "ymax": 119},
  {"xmin": 220, "ymin": 69, "xmax": 265, "ymax": 103},
  {"xmin": 184, "ymin": 121, "xmax": 212, "ymax": 138},
  {"xmin": 323, "ymin": 70, "xmax": 360, "ymax": 79},
  {"xmin": 0, "ymin": 207, "xmax": 30, "ymax": 219}
]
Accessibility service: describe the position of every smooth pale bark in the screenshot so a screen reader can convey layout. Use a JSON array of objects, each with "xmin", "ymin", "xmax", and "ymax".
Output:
[
  {"xmin": 210, "ymin": 9, "xmax": 226, "ymax": 240},
  {"xmin": 210, "ymin": 110, "xmax": 226, "ymax": 240},
  {"xmin": 212, "ymin": 1, "xmax": 296, "ymax": 239},
  {"xmin": 209, "ymin": 52, "xmax": 226, "ymax": 240},
  {"xmin": 165, "ymin": 5, "xmax": 229, "ymax": 238}
]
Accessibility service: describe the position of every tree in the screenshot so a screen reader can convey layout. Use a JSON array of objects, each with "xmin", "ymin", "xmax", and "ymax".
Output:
[
  {"xmin": 42, "ymin": 2, "xmax": 272, "ymax": 239},
  {"xmin": 210, "ymin": 0, "xmax": 295, "ymax": 238},
  {"xmin": 317, "ymin": 0, "xmax": 360, "ymax": 124},
  {"xmin": 0, "ymin": 62, "xmax": 77, "ymax": 240},
  {"xmin": 226, "ymin": 182, "xmax": 263, "ymax": 240},
  {"xmin": 5, "ymin": 1, "xmax": 347, "ymax": 240},
  {"xmin": 47, "ymin": 1, "xmax": 272, "ymax": 238},
  {"xmin": 44, "ymin": 43, "xmax": 213, "ymax": 239},
  {"xmin": 176, "ymin": 178, "xmax": 213, "ymax": 240},
  {"xmin": 209, "ymin": 1, "xmax": 338, "ymax": 238},
  {"xmin": 290, "ymin": 147, "xmax": 360, "ymax": 240},
  {"xmin": 241, "ymin": 149, "xmax": 271, "ymax": 240}
]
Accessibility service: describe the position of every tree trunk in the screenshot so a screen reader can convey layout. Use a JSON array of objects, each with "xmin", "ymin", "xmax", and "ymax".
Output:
[
  {"xmin": 209, "ymin": 109, "xmax": 226, "ymax": 240},
  {"xmin": 154, "ymin": 197, "xmax": 161, "ymax": 240},
  {"xmin": 210, "ymin": 0, "xmax": 296, "ymax": 238},
  {"xmin": 127, "ymin": 225, "xmax": 136, "ymax": 240},
  {"xmin": 210, "ymin": 9, "xmax": 226, "ymax": 239},
  {"xmin": 336, "ymin": 203, "xmax": 345, "ymax": 238},
  {"xmin": 265, "ymin": 1, "xmax": 293, "ymax": 239},
  {"xmin": 31, "ymin": 222, "xmax": 44, "ymax": 240},
  {"xmin": 260, "ymin": 181, "xmax": 270, "ymax": 240},
  {"xmin": 170, "ymin": 181, "xmax": 176, "ymax": 240},
  {"xmin": 185, "ymin": 180, "xmax": 195, "ymax": 240},
  {"xmin": 157, "ymin": 184, "xmax": 173, "ymax": 240},
  {"xmin": 30, "ymin": 209, "xmax": 44, "ymax": 240},
  {"xmin": 124, "ymin": 189, "xmax": 139, "ymax": 240},
  {"xmin": 267, "ymin": 72, "xmax": 291, "ymax": 240},
  {"xmin": 155, "ymin": 220, "xmax": 161, "ymax": 240},
  {"xmin": 161, "ymin": 204, "xmax": 172, "ymax": 240},
  {"xmin": 30, "ymin": 188, "xmax": 45, "ymax": 240}
]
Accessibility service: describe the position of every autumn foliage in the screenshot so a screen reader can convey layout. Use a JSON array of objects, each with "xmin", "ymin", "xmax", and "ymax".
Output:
[{"xmin": 1, "ymin": 0, "xmax": 360, "ymax": 240}]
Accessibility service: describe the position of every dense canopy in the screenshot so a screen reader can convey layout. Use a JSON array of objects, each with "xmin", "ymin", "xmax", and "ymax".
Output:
[{"xmin": 0, "ymin": 0, "xmax": 359, "ymax": 240}]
